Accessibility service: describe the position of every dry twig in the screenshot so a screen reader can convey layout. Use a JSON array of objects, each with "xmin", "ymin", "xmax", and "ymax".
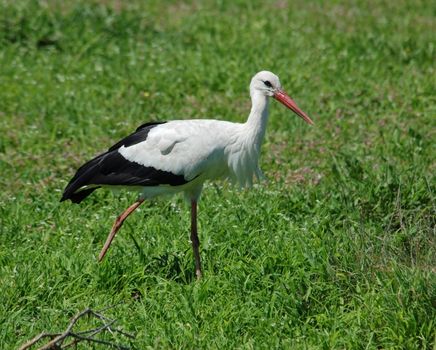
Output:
[{"xmin": 18, "ymin": 306, "xmax": 134, "ymax": 350}]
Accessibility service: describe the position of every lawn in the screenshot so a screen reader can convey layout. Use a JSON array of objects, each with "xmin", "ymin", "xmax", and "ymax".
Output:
[{"xmin": 0, "ymin": 0, "xmax": 435, "ymax": 348}]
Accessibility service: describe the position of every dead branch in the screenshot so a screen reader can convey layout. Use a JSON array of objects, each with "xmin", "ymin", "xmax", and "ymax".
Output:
[{"xmin": 18, "ymin": 306, "xmax": 134, "ymax": 350}]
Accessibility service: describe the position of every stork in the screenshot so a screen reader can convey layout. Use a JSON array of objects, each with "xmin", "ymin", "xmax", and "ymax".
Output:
[{"xmin": 61, "ymin": 71, "xmax": 314, "ymax": 279}]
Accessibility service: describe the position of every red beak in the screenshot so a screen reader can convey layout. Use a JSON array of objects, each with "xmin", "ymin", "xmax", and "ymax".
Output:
[{"xmin": 274, "ymin": 90, "xmax": 314, "ymax": 125}]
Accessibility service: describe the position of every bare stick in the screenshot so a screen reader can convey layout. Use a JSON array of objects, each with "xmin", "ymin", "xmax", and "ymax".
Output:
[
  {"xmin": 18, "ymin": 333, "xmax": 60, "ymax": 350},
  {"xmin": 18, "ymin": 307, "xmax": 134, "ymax": 350}
]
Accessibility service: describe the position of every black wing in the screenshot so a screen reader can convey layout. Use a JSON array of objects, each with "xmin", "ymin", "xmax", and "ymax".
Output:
[
  {"xmin": 108, "ymin": 121, "xmax": 166, "ymax": 151},
  {"xmin": 61, "ymin": 121, "xmax": 188, "ymax": 204}
]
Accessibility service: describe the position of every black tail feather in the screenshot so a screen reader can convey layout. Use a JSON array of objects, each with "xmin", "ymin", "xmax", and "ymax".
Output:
[
  {"xmin": 61, "ymin": 187, "xmax": 99, "ymax": 203},
  {"xmin": 61, "ymin": 153, "xmax": 106, "ymax": 204}
]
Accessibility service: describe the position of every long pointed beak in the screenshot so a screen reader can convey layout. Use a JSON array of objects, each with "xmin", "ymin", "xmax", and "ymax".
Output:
[{"xmin": 274, "ymin": 89, "xmax": 314, "ymax": 125}]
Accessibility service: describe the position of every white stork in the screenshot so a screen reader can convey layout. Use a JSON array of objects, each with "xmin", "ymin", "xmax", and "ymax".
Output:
[{"xmin": 61, "ymin": 71, "xmax": 314, "ymax": 279}]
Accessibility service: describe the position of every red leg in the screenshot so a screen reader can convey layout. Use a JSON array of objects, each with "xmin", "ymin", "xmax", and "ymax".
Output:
[
  {"xmin": 98, "ymin": 198, "xmax": 144, "ymax": 262},
  {"xmin": 191, "ymin": 199, "xmax": 202, "ymax": 279}
]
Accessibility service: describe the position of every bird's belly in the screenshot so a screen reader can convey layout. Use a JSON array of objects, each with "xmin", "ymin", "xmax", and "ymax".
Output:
[{"xmin": 140, "ymin": 185, "xmax": 184, "ymax": 199}]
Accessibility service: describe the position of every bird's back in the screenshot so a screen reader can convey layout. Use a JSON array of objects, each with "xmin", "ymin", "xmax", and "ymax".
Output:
[
  {"xmin": 121, "ymin": 119, "xmax": 243, "ymax": 180},
  {"xmin": 61, "ymin": 119, "xmax": 245, "ymax": 203}
]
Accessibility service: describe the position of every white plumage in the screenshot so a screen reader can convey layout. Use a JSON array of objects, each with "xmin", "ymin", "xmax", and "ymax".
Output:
[{"xmin": 62, "ymin": 70, "xmax": 314, "ymax": 278}]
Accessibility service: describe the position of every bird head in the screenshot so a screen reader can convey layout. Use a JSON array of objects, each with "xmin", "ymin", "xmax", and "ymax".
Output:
[{"xmin": 250, "ymin": 71, "xmax": 314, "ymax": 125}]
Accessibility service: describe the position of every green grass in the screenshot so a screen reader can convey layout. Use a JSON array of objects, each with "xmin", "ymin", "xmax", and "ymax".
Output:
[{"xmin": 0, "ymin": 0, "xmax": 435, "ymax": 348}]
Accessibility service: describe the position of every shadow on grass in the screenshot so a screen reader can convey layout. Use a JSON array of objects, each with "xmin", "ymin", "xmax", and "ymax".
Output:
[
  {"xmin": 146, "ymin": 250, "xmax": 197, "ymax": 284},
  {"xmin": 127, "ymin": 231, "xmax": 196, "ymax": 283}
]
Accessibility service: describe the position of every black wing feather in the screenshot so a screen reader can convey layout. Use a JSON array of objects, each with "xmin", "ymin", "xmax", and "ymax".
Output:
[
  {"xmin": 108, "ymin": 121, "xmax": 166, "ymax": 152},
  {"xmin": 61, "ymin": 121, "xmax": 188, "ymax": 204}
]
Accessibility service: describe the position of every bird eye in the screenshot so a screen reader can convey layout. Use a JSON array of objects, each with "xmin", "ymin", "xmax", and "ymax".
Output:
[{"xmin": 263, "ymin": 80, "xmax": 273, "ymax": 88}]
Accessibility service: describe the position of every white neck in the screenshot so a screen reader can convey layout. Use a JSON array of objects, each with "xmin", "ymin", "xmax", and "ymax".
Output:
[
  {"xmin": 226, "ymin": 90, "xmax": 270, "ymax": 187},
  {"xmin": 244, "ymin": 90, "xmax": 270, "ymax": 147}
]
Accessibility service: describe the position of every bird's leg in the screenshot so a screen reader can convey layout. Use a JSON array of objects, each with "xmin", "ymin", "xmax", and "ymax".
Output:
[
  {"xmin": 190, "ymin": 199, "xmax": 202, "ymax": 279},
  {"xmin": 98, "ymin": 198, "xmax": 145, "ymax": 262}
]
